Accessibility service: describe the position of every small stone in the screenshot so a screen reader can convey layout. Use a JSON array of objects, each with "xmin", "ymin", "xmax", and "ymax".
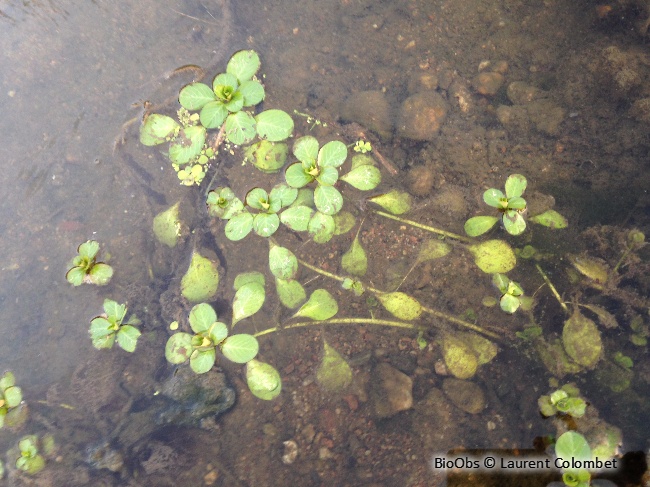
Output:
[
  {"xmin": 506, "ymin": 81, "xmax": 543, "ymax": 105},
  {"xmin": 406, "ymin": 165, "xmax": 435, "ymax": 197},
  {"xmin": 282, "ymin": 440, "xmax": 299, "ymax": 465},
  {"xmin": 473, "ymin": 72, "xmax": 505, "ymax": 96},
  {"xmin": 370, "ymin": 362, "xmax": 413, "ymax": 418},
  {"xmin": 442, "ymin": 378, "xmax": 486, "ymax": 414},
  {"xmin": 397, "ymin": 92, "xmax": 448, "ymax": 141},
  {"xmin": 319, "ymin": 447, "xmax": 335, "ymax": 460},
  {"xmin": 340, "ymin": 90, "xmax": 393, "ymax": 138},
  {"xmin": 629, "ymin": 98, "xmax": 650, "ymax": 123},
  {"xmin": 204, "ymin": 469, "xmax": 219, "ymax": 485}
]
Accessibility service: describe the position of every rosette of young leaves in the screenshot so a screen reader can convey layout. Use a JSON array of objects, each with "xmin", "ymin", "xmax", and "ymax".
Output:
[
  {"xmin": 165, "ymin": 302, "xmax": 260, "ymax": 374},
  {"xmin": 207, "ymin": 187, "xmax": 245, "ymax": 220},
  {"xmin": 464, "ymin": 174, "xmax": 528, "ymax": 237},
  {"xmin": 224, "ymin": 183, "xmax": 298, "ymax": 240},
  {"xmin": 89, "ymin": 299, "xmax": 142, "ymax": 352},
  {"xmin": 15, "ymin": 435, "xmax": 46, "ymax": 475},
  {"xmin": 65, "ymin": 240, "xmax": 113, "ymax": 286},
  {"xmin": 0, "ymin": 372, "xmax": 22, "ymax": 429},
  {"xmin": 492, "ymin": 273, "xmax": 524, "ymax": 313},
  {"xmin": 538, "ymin": 385, "xmax": 587, "ymax": 418}
]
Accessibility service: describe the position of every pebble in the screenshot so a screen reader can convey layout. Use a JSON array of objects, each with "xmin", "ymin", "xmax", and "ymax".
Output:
[
  {"xmin": 369, "ymin": 362, "xmax": 413, "ymax": 418},
  {"xmin": 442, "ymin": 378, "xmax": 486, "ymax": 414},
  {"xmin": 339, "ymin": 90, "xmax": 393, "ymax": 138},
  {"xmin": 473, "ymin": 72, "xmax": 505, "ymax": 96},
  {"xmin": 397, "ymin": 92, "xmax": 448, "ymax": 141}
]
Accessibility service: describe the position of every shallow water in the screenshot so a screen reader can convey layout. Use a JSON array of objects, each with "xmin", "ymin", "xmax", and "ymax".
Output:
[{"xmin": 0, "ymin": 0, "xmax": 649, "ymax": 485}]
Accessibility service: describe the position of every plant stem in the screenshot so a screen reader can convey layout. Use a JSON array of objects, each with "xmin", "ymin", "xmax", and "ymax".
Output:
[
  {"xmin": 254, "ymin": 317, "xmax": 417, "ymax": 338},
  {"xmin": 296, "ymin": 258, "xmax": 502, "ymax": 340},
  {"xmin": 372, "ymin": 210, "xmax": 473, "ymax": 243},
  {"xmin": 535, "ymin": 263, "xmax": 569, "ymax": 314}
]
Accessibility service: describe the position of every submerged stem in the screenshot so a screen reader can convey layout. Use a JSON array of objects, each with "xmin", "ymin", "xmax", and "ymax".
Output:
[
  {"xmin": 254, "ymin": 317, "xmax": 417, "ymax": 338},
  {"xmin": 296, "ymin": 258, "xmax": 502, "ymax": 340},
  {"xmin": 372, "ymin": 210, "xmax": 473, "ymax": 243},
  {"xmin": 535, "ymin": 263, "xmax": 569, "ymax": 314}
]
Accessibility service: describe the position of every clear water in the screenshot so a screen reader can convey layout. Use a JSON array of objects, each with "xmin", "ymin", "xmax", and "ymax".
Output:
[{"xmin": 0, "ymin": 0, "xmax": 648, "ymax": 485}]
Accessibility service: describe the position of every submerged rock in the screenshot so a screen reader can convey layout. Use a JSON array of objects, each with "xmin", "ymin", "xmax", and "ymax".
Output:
[
  {"xmin": 369, "ymin": 362, "xmax": 413, "ymax": 418},
  {"xmin": 442, "ymin": 378, "xmax": 486, "ymax": 414},
  {"xmin": 339, "ymin": 90, "xmax": 393, "ymax": 138},
  {"xmin": 397, "ymin": 92, "xmax": 448, "ymax": 141}
]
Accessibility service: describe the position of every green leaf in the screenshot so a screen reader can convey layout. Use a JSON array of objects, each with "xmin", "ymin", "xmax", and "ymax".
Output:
[
  {"xmin": 189, "ymin": 303, "xmax": 218, "ymax": 333},
  {"xmin": 89, "ymin": 317, "xmax": 114, "ymax": 339},
  {"xmin": 483, "ymin": 188, "xmax": 506, "ymax": 208},
  {"xmin": 169, "ymin": 125, "xmax": 206, "ymax": 166},
  {"xmin": 464, "ymin": 215, "xmax": 499, "ymax": 237},
  {"xmin": 221, "ymin": 334, "xmax": 259, "ymax": 363},
  {"xmin": 0, "ymin": 372, "xmax": 15, "ymax": 390},
  {"xmin": 225, "ymin": 90, "xmax": 244, "ymax": 112},
  {"xmin": 206, "ymin": 187, "xmax": 245, "ymax": 220},
  {"xmin": 502, "ymin": 210, "xmax": 526, "ymax": 235},
  {"xmin": 368, "ymin": 190, "xmax": 412, "ymax": 215},
  {"xmin": 316, "ymin": 342, "xmax": 352, "ymax": 392},
  {"xmin": 499, "ymin": 293, "xmax": 520, "ymax": 313},
  {"xmin": 376, "ymin": 292, "xmax": 422, "ymax": 320},
  {"xmin": 308, "ymin": 212, "xmax": 336, "ymax": 243},
  {"xmin": 179, "ymin": 83, "xmax": 216, "ymax": 110},
  {"xmin": 293, "ymin": 136, "xmax": 319, "ymax": 165},
  {"xmin": 227, "ymin": 49, "xmax": 261, "ymax": 82},
  {"xmin": 190, "ymin": 348, "xmax": 216, "ymax": 374},
  {"xmin": 340, "ymin": 164, "xmax": 381, "ymax": 190},
  {"xmin": 87, "ymin": 263, "xmax": 114, "ymax": 286},
  {"xmin": 529, "ymin": 209, "xmax": 568, "ymax": 229},
  {"xmin": 507, "ymin": 196, "xmax": 527, "ymax": 210},
  {"xmin": 116, "ymin": 325, "xmax": 141, "ymax": 352},
  {"xmin": 280, "ymin": 206, "xmax": 314, "ymax": 232},
  {"xmin": 351, "ymin": 154, "xmax": 376, "ymax": 169},
  {"xmin": 492, "ymin": 273, "xmax": 510, "ymax": 294},
  {"xmin": 255, "ymin": 109, "xmax": 294, "ymax": 141},
  {"xmin": 180, "ymin": 251, "xmax": 220, "ymax": 303},
  {"xmin": 92, "ymin": 333, "xmax": 116, "ymax": 350},
  {"xmin": 208, "ymin": 322, "xmax": 229, "ymax": 345},
  {"xmin": 291, "ymin": 188, "xmax": 315, "ymax": 208},
  {"xmin": 293, "ymin": 289, "xmax": 338, "ymax": 320},
  {"xmin": 139, "ymin": 114, "xmax": 179, "ymax": 146},
  {"xmin": 246, "ymin": 140, "xmax": 289, "ymax": 174},
  {"xmin": 318, "ymin": 140, "xmax": 347, "ymax": 168},
  {"xmin": 562, "ymin": 309, "xmax": 602, "ymax": 368},
  {"xmin": 3, "ymin": 386, "xmax": 22, "ymax": 408},
  {"xmin": 253, "ymin": 213, "xmax": 280, "ymax": 237},
  {"xmin": 239, "ymin": 79, "xmax": 265, "ymax": 106},
  {"xmin": 246, "ymin": 359, "xmax": 282, "ymax": 400},
  {"xmin": 153, "ymin": 202, "xmax": 182, "ymax": 248},
  {"xmin": 555, "ymin": 431, "xmax": 591, "ymax": 464},
  {"xmin": 66, "ymin": 266, "xmax": 86, "ymax": 286},
  {"xmin": 246, "ymin": 187, "xmax": 270, "ymax": 210},
  {"xmin": 103, "ymin": 299, "xmax": 126, "ymax": 322},
  {"xmin": 269, "ymin": 243, "xmax": 299, "ymax": 280},
  {"xmin": 78, "ymin": 240, "xmax": 100, "ymax": 259},
  {"xmin": 316, "ymin": 165, "xmax": 339, "ymax": 186},
  {"xmin": 285, "ymin": 162, "xmax": 314, "ymax": 188},
  {"xmin": 341, "ymin": 234, "xmax": 367, "ymax": 276},
  {"xmin": 199, "ymin": 101, "xmax": 228, "ymax": 129},
  {"xmin": 234, "ymin": 271, "xmax": 265, "ymax": 291},
  {"xmin": 165, "ymin": 333, "xmax": 194, "ymax": 364},
  {"xmin": 232, "ymin": 282, "xmax": 265, "ymax": 326},
  {"xmin": 467, "ymin": 240, "xmax": 516, "ymax": 274},
  {"xmin": 416, "ymin": 240, "xmax": 452, "ymax": 262},
  {"xmin": 224, "ymin": 111, "xmax": 256, "ymax": 145},
  {"xmin": 333, "ymin": 211, "xmax": 356, "ymax": 235},
  {"xmin": 275, "ymin": 278, "xmax": 307, "ymax": 308},
  {"xmin": 441, "ymin": 333, "xmax": 478, "ymax": 379},
  {"xmin": 213, "ymin": 72, "xmax": 239, "ymax": 92},
  {"xmin": 269, "ymin": 183, "xmax": 298, "ymax": 208},
  {"xmin": 314, "ymin": 185, "xmax": 343, "ymax": 215},
  {"xmin": 504, "ymin": 174, "xmax": 527, "ymax": 199},
  {"xmin": 225, "ymin": 211, "xmax": 254, "ymax": 241}
]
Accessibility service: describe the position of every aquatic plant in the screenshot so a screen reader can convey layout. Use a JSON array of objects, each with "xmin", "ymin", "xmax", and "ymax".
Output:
[
  {"xmin": 89, "ymin": 299, "xmax": 141, "ymax": 352},
  {"xmin": 0, "ymin": 372, "xmax": 22, "ymax": 429},
  {"xmin": 353, "ymin": 139, "xmax": 372, "ymax": 153},
  {"xmin": 14, "ymin": 435, "xmax": 45, "ymax": 475},
  {"xmin": 492, "ymin": 273, "xmax": 524, "ymax": 313},
  {"xmin": 139, "ymin": 50, "xmax": 294, "ymax": 186},
  {"xmin": 538, "ymin": 384, "xmax": 587, "ymax": 418},
  {"xmin": 555, "ymin": 431, "xmax": 592, "ymax": 487},
  {"xmin": 65, "ymin": 240, "xmax": 113, "ymax": 286},
  {"xmin": 465, "ymin": 174, "xmax": 528, "ymax": 236}
]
